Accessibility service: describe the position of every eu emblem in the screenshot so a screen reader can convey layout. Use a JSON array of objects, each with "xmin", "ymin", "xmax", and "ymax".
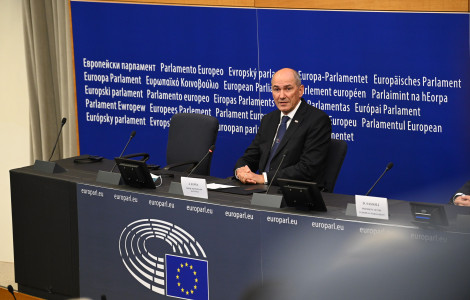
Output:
[{"xmin": 166, "ymin": 254, "xmax": 209, "ymax": 300}]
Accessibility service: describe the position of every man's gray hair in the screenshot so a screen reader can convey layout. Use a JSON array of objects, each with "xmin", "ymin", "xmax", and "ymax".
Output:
[
  {"xmin": 271, "ymin": 68, "xmax": 302, "ymax": 86},
  {"xmin": 292, "ymin": 70, "xmax": 301, "ymax": 86}
]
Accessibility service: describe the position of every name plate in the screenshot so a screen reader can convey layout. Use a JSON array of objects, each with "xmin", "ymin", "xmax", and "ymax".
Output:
[
  {"xmin": 355, "ymin": 195, "xmax": 389, "ymax": 220},
  {"xmin": 181, "ymin": 177, "xmax": 208, "ymax": 199}
]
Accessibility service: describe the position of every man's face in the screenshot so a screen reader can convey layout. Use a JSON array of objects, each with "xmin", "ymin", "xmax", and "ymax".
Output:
[{"xmin": 271, "ymin": 69, "xmax": 304, "ymax": 114}]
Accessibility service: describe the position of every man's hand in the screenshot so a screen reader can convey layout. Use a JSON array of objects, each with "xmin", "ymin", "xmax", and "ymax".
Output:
[
  {"xmin": 454, "ymin": 195, "xmax": 470, "ymax": 206},
  {"xmin": 236, "ymin": 165, "xmax": 265, "ymax": 184},
  {"xmin": 235, "ymin": 165, "xmax": 251, "ymax": 184},
  {"xmin": 242, "ymin": 172, "xmax": 265, "ymax": 184}
]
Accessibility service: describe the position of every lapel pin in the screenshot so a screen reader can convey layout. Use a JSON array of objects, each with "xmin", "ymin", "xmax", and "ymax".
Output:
[{"xmin": 294, "ymin": 120, "xmax": 299, "ymax": 123}]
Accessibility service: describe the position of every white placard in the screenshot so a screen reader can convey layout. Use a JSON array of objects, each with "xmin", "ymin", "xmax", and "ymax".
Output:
[
  {"xmin": 181, "ymin": 177, "xmax": 208, "ymax": 199},
  {"xmin": 355, "ymin": 195, "xmax": 389, "ymax": 220}
]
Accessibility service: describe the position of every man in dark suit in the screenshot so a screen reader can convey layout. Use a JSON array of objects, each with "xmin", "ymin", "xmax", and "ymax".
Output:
[
  {"xmin": 451, "ymin": 180, "xmax": 470, "ymax": 206},
  {"xmin": 234, "ymin": 68, "xmax": 331, "ymax": 187}
]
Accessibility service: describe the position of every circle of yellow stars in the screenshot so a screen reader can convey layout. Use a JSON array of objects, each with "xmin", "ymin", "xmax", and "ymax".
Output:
[{"xmin": 176, "ymin": 261, "xmax": 198, "ymax": 296}]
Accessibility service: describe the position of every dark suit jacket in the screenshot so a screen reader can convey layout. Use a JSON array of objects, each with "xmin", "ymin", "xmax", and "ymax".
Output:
[
  {"xmin": 449, "ymin": 180, "xmax": 470, "ymax": 204},
  {"xmin": 457, "ymin": 181, "xmax": 470, "ymax": 195},
  {"xmin": 234, "ymin": 99, "xmax": 331, "ymax": 187}
]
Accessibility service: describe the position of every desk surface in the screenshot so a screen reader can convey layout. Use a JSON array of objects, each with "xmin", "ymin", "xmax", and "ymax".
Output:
[
  {"xmin": 14, "ymin": 156, "xmax": 470, "ymax": 230},
  {"xmin": 10, "ymin": 156, "xmax": 470, "ymax": 300}
]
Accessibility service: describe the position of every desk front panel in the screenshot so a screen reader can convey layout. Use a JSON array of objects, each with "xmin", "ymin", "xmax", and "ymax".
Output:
[{"xmin": 77, "ymin": 183, "xmax": 469, "ymax": 300}]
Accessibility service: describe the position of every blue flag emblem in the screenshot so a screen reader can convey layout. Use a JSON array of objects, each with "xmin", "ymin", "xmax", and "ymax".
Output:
[{"xmin": 166, "ymin": 254, "xmax": 209, "ymax": 300}]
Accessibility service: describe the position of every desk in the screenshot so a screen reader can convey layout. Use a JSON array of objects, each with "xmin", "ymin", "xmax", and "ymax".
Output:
[{"xmin": 10, "ymin": 157, "xmax": 470, "ymax": 300}]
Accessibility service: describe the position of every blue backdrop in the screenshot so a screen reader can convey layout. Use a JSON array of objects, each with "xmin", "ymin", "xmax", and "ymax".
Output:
[{"xmin": 71, "ymin": 1, "xmax": 470, "ymax": 203}]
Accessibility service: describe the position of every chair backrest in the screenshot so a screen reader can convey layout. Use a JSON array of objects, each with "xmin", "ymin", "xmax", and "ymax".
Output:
[
  {"xmin": 166, "ymin": 113, "xmax": 219, "ymax": 176},
  {"xmin": 322, "ymin": 139, "xmax": 348, "ymax": 193}
]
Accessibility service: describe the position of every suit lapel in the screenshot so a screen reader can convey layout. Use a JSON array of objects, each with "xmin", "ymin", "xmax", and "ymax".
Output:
[
  {"xmin": 266, "ymin": 113, "xmax": 281, "ymax": 147},
  {"xmin": 260, "ymin": 113, "xmax": 280, "ymax": 170}
]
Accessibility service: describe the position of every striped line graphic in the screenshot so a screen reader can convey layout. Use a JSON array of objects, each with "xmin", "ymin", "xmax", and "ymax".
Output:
[{"xmin": 119, "ymin": 219, "xmax": 207, "ymax": 295}]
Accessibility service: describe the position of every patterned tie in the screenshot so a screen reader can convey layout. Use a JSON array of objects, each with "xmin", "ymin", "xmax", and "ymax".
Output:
[{"xmin": 265, "ymin": 116, "xmax": 290, "ymax": 172}]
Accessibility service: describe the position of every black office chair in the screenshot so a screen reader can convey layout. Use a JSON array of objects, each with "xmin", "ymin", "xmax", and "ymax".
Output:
[
  {"xmin": 322, "ymin": 139, "xmax": 348, "ymax": 193},
  {"xmin": 162, "ymin": 113, "xmax": 219, "ymax": 176}
]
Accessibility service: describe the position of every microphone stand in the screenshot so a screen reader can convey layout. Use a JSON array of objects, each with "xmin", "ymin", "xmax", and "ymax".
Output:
[
  {"xmin": 346, "ymin": 162, "xmax": 394, "ymax": 218},
  {"xmin": 110, "ymin": 131, "xmax": 136, "ymax": 172},
  {"xmin": 188, "ymin": 145, "xmax": 215, "ymax": 177},
  {"xmin": 96, "ymin": 131, "xmax": 136, "ymax": 186},
  {"xmin": 49, "ymin": 117, "xmax": 67, "ymax": 161},
  {"xmin": 365, "ymin": 162, "xmax": 394, "ymax": 196},
  {"xmin": 33, "ymin": 117, "xmax": 67, "ymax": 174},
  {"xmin": 168, "ymin": 146, "xmax": 215, "ymax": 196},
  {"xmin": 251, "ymin": 153, "xmax": 287, "ymax": 208}
]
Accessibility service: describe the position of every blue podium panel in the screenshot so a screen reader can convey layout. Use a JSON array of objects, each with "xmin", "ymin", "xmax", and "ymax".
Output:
[
  {"xmin": 71, "ymin": 1, "xmax": 259, "ymax": 179},
  {"xmin": 257, "ymin": 10, "xmax": 470, "ymax": 201},
  {"xmin": 77, "ymin": 183, "xmax": 470, "ymax": 300},
  {"xmin": 71, "ymin": 1, "xmax": 470, "ymax": 203}
]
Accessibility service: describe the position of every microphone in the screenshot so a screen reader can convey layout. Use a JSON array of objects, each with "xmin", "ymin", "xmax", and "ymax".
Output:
[
  {"xmin": 110, "ymin": 130, "xmax": 136, "ymax": 172},
  {"xmin": 266, "ymin": 151, "xmax": 288, "ymax": 194},
  {"xmin": 48, "ymin": 117, "xmax": 67, "ymax": 161},
  {"xmin": 7, "ymin": 285, "xmax": 16, "ymax": 300},
  {"xmin": 187, "ymin": 145, "xmax": 215, "ymax": 176},
  {"xmin": 365, "ymin": 162, "xmax": 394, "ymax": 196}
]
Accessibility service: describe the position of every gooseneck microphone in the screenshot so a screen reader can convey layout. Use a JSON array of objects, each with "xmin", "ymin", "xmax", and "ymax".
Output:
[
  {"xmin": 110, "ymin": 130, "xmax": 136, "ymax": 172},
  {"xmin": 365, "ymin": 162, "xmax": 394, "ymax": 196},
  {"xmin": 266, "ymin": 151, "xmax": 288, "ymax": 194},
  {"xmin": 188, "ymin": 145, "xmax": 215, "ymax": 176},
  {"xmin": 7, "ymin": 285, "xmax": 17, "ymax": 300},
  {"xmin": 48, "ymin": 117, "xmax": 67, "ymax": 161}
]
